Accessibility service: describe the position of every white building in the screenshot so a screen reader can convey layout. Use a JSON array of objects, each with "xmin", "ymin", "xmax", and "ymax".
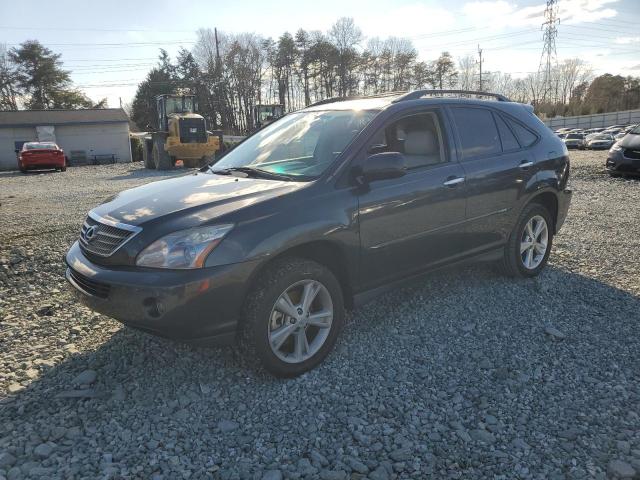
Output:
[{"xmin": 0, "ymin": 108, "xmax": 132, "ymax": 170}]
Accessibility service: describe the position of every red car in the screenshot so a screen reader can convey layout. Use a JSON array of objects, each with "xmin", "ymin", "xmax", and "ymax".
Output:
[{"xmin": 17, "ymin": 142, "xmax": 67, "ymax": 173}]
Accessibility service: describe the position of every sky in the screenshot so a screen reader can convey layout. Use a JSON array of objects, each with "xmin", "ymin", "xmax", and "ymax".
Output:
[{"xmin": 1, "ymin": 0, "xmax": 639, "ymax": 108}]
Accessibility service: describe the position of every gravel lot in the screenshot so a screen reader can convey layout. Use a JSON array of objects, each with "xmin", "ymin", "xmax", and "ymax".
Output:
[{"xmin": 1, "ymin": 151, "xmax": 639, "ymax": 480}]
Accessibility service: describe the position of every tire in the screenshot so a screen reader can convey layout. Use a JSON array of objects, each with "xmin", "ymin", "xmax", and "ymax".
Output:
[
  {"xmin": 152, "ymin": 140, "xmax": 172, "ymax": 170},
  {"xmin": 240, "ymin": 257, "xmax": 345, "ymax": 377},
  {"xmin": 143, "ymin": 140, "xmax": 155, "ymax": 169},
  {"xmin": 501, "ymin": 203, "xmax": 553, "ymax": 278},
  {"xmin": 19, "ymin": 167, "xmax": 27, "ymax": 174}
]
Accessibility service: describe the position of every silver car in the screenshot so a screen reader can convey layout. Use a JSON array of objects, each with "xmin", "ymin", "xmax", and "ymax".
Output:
[
  {"xmin": 586, "ymin": 134, "xmax": 615, "ymax": 150},
  {"xmin": 563, "ymin": 133, "xmax": 585, "ymax": 149}
]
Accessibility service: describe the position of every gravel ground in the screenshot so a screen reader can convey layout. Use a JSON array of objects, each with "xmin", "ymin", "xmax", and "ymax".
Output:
[{"xmin": 0, "ymin": 152, "xmax": 639, "ymax": 480}]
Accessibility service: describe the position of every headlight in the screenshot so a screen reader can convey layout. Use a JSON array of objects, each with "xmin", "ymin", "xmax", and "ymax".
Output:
[
  {"xmin": 609, "ymin": 143, "xmax": 622, "ymax": 152},
  {"xmin": 136, "ymin": 224, "xmax": 233, "ymax": 269}
]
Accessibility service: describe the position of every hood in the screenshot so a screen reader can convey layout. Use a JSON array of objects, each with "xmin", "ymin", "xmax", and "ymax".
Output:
[
  {"xmin": 92, "ymin": 172, "xmax": 306, "ymax": 226},
  {"xmin": 618, "ymin": 133, "xmax": 640, "ymax": 149}
]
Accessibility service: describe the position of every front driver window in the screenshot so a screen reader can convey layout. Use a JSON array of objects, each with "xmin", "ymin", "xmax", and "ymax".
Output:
[{"xmin": 367, "ymin": 112, "xmax": 446, "ymax": 169}]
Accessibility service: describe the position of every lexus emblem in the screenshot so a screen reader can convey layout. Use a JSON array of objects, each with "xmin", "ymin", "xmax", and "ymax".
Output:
[{"xmin": 84, "ymin": 225, "xmax": 98, "ymax": 242}]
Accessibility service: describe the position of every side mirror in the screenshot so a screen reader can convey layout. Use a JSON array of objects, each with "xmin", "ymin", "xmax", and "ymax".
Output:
[
  {"xmin": 361, "ymin": 152, "xmax": 406, "ymax": 182},
  {"xmin": 14, "ymin": 149, "xmax": 19, "ymax": 154}
]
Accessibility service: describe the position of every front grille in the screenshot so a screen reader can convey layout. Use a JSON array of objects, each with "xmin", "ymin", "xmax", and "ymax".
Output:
[
  {"xmin": 68, "ymin": 268, "xmax": 110, "ymax": 299},
  {"xmin": 179, "ymin": 118, "xmax": 207, "ymax": 143},
  {"xmin": 79, "ymin": 215, "xmax": 136, "ymax": 257},
  {"xmin": 623, "ymin": 148, "xmax": 640, "ymax": 160}
]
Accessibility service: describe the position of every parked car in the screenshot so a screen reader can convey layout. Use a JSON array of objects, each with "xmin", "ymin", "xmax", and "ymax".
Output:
[
  {"xmin": 605, "ymin": 124, "xmax": 627, "ymax": 132},
  {"xmin": 586, "ymin": 133, "xmax": 615, "ymax": 150},
  {"xmin": 607, "ymin": 124, "xmax": 640, "ymax": 176},
  {"xmin": 16, "ymin": 142, "xmax": 66, "ymax": 173},
  {"xmin": 584, "ymin": 128, "xmax": 605, "ymax": 135},
  {"xmin": 563, "ymin": 133, "xmax": 585, "ymax": 149},
  {"xmin": 65, "ymin": 90, "xmax": 572, "ymax": 377}
]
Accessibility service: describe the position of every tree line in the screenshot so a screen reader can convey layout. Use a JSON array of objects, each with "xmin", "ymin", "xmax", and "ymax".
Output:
[
  {"xmin": 130, "ymin": 17, "xmax": 640, "ymax": 133},
  {"xmin": 2, "ymin": 19, "xmax": 639, "ymax": 133}
]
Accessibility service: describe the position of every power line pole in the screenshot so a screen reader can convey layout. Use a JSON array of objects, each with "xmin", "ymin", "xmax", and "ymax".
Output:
[
  {"xmin": 537, "ymin": 0, "xmax": 560, "ymax": 104},
  {"xmin": 477, "ymin": 44, "xmax": 483, "ymax": 91}
]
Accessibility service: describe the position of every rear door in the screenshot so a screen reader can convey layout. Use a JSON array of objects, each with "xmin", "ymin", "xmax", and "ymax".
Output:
[
  {"xmin": 356, "ymin": 108, "xmax": 468, "ymax": 289},
  {"xmin": 448, "ymin": 106, "xmax": 538, "ymax": 252}
]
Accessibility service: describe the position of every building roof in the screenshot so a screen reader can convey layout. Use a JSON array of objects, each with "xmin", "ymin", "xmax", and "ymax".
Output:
[{"xmin": 0, "ymin": 108, "xmax": 130, "ymax": 128}]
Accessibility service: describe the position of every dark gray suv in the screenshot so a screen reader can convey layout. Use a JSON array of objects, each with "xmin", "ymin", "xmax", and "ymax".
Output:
[{"xmin": 65, "ymin": 90, "xmax": 572, "ymax": 377}]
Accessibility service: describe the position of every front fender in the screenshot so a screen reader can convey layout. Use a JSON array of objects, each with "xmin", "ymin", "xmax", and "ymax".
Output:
[{"xmin": 204, "ymin": 186, "xmax": 360, "ymax": 276}]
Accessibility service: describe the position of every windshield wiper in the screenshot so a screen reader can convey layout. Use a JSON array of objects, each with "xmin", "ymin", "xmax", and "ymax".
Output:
[{"xmin": 209, "ymin": 166, "xmax": 296, "ymax": 181}]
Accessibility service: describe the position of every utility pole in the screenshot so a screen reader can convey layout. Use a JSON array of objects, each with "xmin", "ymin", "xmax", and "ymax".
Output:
[
  {"xmin": 537, "ymin": 0, "xmax": 560, "ymax": 104},
  {"xmin": 477, "ymin": 45, "xmax": 483, "ymax": 91},
  {"xmin": 214, "ymin": 27, "xmax": 223, "ymax": 130}
]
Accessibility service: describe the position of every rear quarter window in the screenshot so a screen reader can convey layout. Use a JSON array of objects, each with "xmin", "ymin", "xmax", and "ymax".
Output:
[
  {"xmin": 493, "ymin": 113, "xmax": 520, "ymax": 151},
  {"xmin": 507, "ymin": 118, "xmax": 538, "ymax": 147}
]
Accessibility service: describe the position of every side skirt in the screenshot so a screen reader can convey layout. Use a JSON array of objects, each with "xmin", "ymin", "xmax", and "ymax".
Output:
[{"xmin": 352, "ymin": 246, "xmax": 504, "ymax": 309}]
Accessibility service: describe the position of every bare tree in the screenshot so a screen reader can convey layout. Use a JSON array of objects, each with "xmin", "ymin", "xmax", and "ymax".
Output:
[
  {"xmin": 457, "ymin": 55, "xmax": 477, "ymax": 91},
  {"xmin": 329, "ymin": 17, "xmax": 362, "ymax": 97}
]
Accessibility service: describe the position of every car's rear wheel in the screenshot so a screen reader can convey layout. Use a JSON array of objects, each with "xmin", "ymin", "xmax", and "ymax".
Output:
[
  {"xmin": 240, "ymin": 257, "xmax": 344, "ymax": 377},
  {"xmin": 501, "ymin": 203, "xmax": 553, "ymax": 278}
]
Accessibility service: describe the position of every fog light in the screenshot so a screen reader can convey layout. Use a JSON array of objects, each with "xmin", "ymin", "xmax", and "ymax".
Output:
[{"xmin": 143, "ymin": 297, "xmax": 164, "ymax": 319}]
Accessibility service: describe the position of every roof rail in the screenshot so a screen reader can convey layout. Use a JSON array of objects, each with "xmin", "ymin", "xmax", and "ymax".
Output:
[
  {"xmin": 306, "ymin": 91, "xmax": 407, "ymax": 108},
  {"xmin": 392, "ymin": 90, "xmax": 510, "ymax": 103}
]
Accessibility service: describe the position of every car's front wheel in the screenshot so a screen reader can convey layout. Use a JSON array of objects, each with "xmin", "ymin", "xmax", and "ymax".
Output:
[
  {"xmin": 501, "ymin": 203, "xmax": 553, "ymax": 277},
  {"xmin": 240, "ymin": 257, "xmax": 344, "ymax": 377}
]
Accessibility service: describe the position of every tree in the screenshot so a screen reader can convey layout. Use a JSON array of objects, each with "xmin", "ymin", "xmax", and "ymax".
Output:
[
  {"xmin": 9, "ymin": 40, "xmax": 92, "ymax": 109},
  {"xmin": 130, "ymin": 51, "xmax": 176, "ymax": 130},
  {"xmin": 457, "ymin": 55, "xmax": 477, "ymax": 91},
  {"xmin": 431, "ymin": 52, "xmax": 458, "ymax": 90},
  {"xmin": 0, "ymin": 43, "xmax": 19, "ymax": 110},
  {"xmin": 329, "ymin": 17, "xmax": 362, "ymax": 97}
]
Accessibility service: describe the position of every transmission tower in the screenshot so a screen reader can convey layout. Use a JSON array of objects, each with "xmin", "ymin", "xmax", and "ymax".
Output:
[{"xmin": 537, "ymin": 0, "xmax": 560, "ymax": 104}]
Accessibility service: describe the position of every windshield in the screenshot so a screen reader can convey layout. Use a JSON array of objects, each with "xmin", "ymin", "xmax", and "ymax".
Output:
[
  {"xmin": 165, "ymin": 97, "xmax": 194, "ymax": 115},
  {"xmin": 566, "ymin": 134, "xmax": 582, "ymax": 139},
  {"xmin": 214, "ymin": 109, "xmax": 378, "ymax": 179},
  {"xmin": 631, "ymin": 125, "xmax": 640, "ymax": 134},
  {"xmin": 593, "ymin": 134, "xmax": 611, "ymax": 140},
  {"xmin": 24, "ymin": 142, "xmax": 57, "ymax": 150}
]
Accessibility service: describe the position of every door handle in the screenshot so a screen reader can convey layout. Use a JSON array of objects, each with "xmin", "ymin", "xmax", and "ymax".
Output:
[
  {"xmin": 519, "ymin": 161, "xmax": 534, "ymax": 169},
  {"xmin": 443, "ymin": 177, "xmax": 465, "ymax": 187}
]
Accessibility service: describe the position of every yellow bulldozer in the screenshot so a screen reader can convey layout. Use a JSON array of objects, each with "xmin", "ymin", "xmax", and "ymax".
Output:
[{"xmin": 142, "ymin": 94, "xmax": 222, "ymax": 170}]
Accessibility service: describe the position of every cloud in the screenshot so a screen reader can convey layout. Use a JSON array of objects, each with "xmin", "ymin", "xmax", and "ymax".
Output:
[
  {"xmin": 359, "ymin": 4, "xmax": 456, "ymax": 38},
  {"xmin": 461, "ymin": 0, "xmax": 620, "ymax": 28},
  {"xmin": 615, "ymin": 36, "xmax": 640, "ymax": 45}
]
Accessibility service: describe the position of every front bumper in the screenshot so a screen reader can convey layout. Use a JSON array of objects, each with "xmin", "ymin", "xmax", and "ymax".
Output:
[
  {"xmin": 165, "ymin": 137, "xmax": 220, "ymax": 160},
  {"xmin": 606, "ymin": 150, "xmax": 640, "ymax": 175},
  {"xmin": 64, "ymin": 241, "xmax": 260, "ymax": 345}
]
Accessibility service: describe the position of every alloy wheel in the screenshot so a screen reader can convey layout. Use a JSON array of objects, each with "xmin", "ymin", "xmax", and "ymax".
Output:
[
  {"xmin": 268, "ymin": 279, "xmax": 334, "ymax": 364},
  {"xmin": 520, "ymin": 215, "xmax": 549, "ymax": 270}
]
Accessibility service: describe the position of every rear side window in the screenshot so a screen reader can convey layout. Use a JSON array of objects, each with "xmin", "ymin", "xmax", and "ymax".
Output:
[
  {"xmin": 451, "ymin": 107, "xmax": 501, "ymax": 159},
  {"xmin": 507, "ymin": 119, "xmax": 538, "ymax": 147},
  {"xmin": 493, "ymin": 113, "xmax": 520, "ymax": 151}
]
